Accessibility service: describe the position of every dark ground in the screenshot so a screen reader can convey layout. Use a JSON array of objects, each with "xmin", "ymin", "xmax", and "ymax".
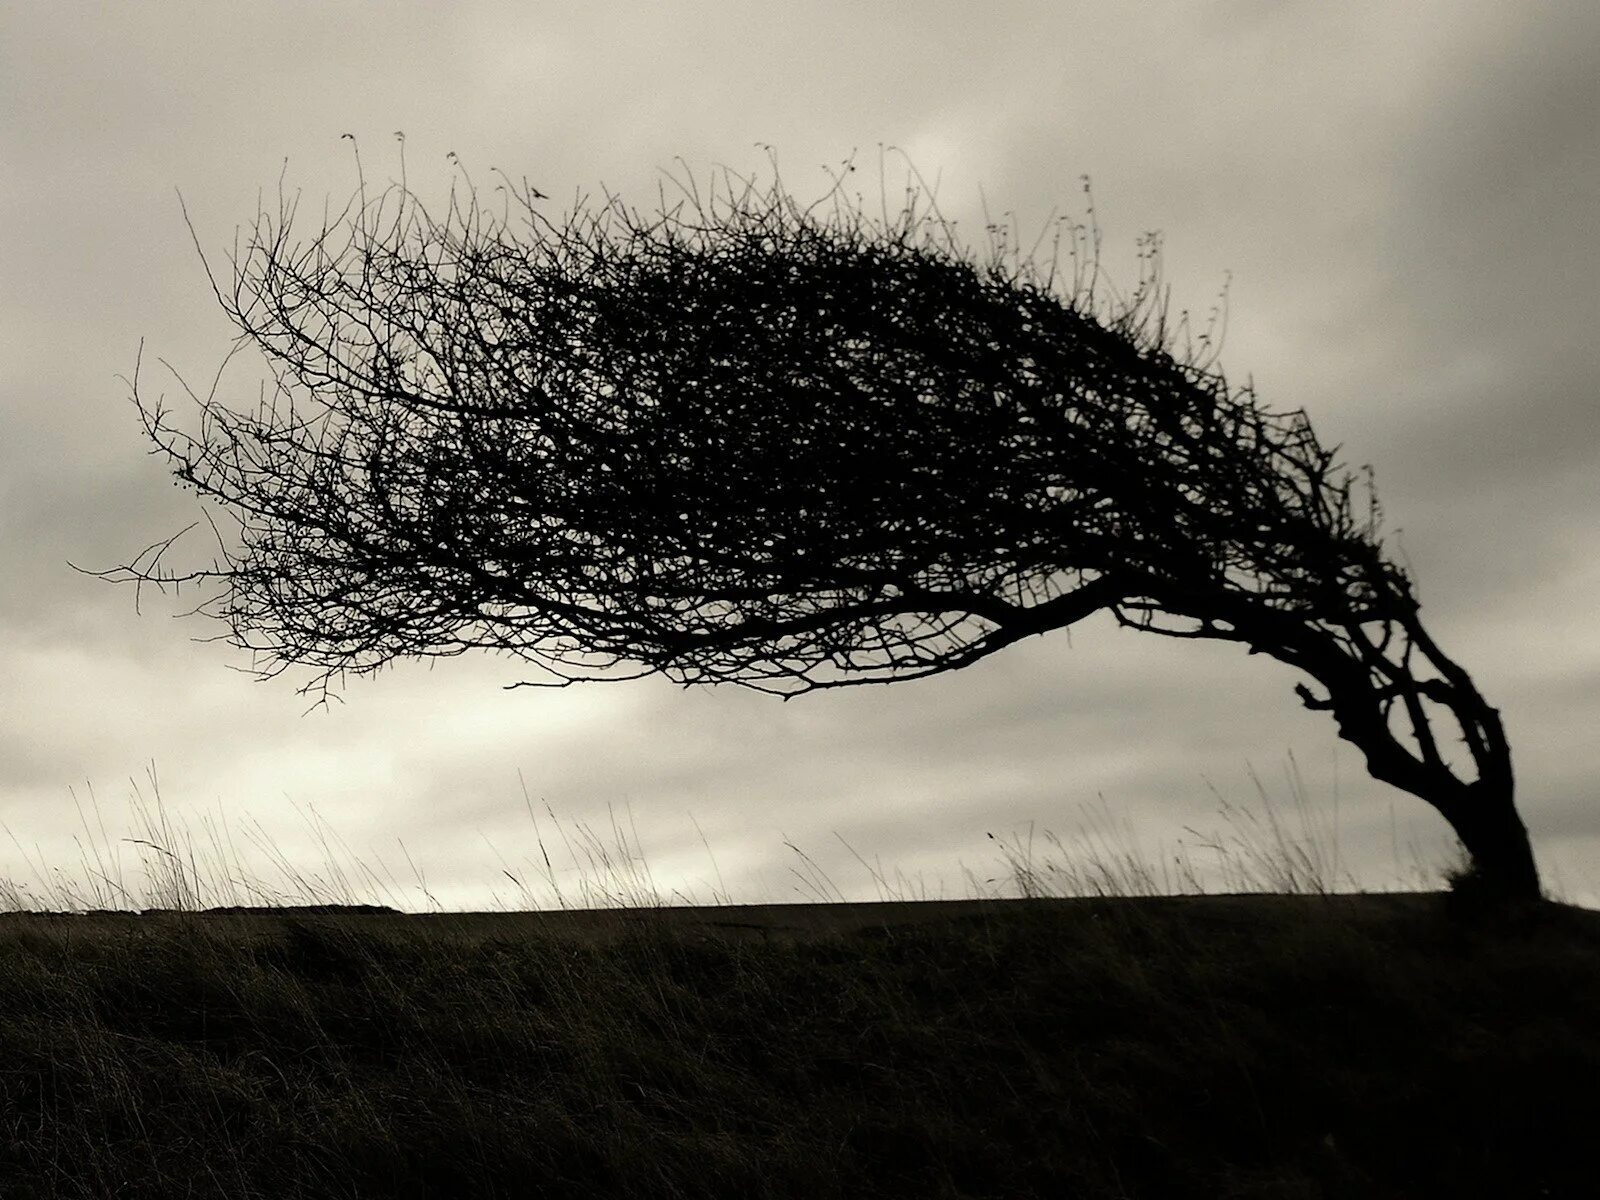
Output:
[{"xmin": 1, "ymin": 892, "xmax": 1595, "ymax": 1198}]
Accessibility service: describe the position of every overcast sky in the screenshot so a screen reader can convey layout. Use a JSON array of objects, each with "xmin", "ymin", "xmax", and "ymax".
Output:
[{"xmin": 3, "ymin": 0, "xmax": 1597, "ymax": 912}]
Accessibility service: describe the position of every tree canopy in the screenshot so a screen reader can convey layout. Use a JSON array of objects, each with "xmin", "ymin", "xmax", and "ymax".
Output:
[{"xmin": 103, "ymin": 151, "xmax": 1541, "ymax": 903}]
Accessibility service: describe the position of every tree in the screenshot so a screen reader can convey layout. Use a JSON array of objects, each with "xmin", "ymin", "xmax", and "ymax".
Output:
[{"xmin": 103, "ymin": 151, "xmax": 1541, "ymax": 904}]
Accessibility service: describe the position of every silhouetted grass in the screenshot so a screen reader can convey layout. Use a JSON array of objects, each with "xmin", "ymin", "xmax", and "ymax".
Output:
[{"xmin": 0, "ymin": 772, "xmax": 1594, "ymax": 1198}]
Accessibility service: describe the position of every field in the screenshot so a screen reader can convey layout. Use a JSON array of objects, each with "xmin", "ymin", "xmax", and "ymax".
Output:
[{"xmin": 0, "ymin": 780, "xmax": 1595, "ymax": 1198}]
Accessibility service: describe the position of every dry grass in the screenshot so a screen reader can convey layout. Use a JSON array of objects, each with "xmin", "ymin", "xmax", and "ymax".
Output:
[{"xmin": 0, "ymin": 753, "xmax": 1466, "ymax": 917}]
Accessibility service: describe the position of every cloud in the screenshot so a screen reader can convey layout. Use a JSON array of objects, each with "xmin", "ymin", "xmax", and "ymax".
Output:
[{"xmin": 1, "ymin": 1, "xmax": 1594, "ymax": 908}]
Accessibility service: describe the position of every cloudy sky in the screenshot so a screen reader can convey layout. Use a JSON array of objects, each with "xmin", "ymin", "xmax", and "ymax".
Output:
[{"xmin": 3, "ymin": 0, "xmax": 1596, "ymax": 911}]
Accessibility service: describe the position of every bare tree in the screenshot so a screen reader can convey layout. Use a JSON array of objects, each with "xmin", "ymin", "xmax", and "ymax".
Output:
[{"xmin": 101, "ymin": 150, "xmax": 1540, "ymax": 904}]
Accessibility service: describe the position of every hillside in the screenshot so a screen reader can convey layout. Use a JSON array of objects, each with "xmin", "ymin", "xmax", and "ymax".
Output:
[{"xmin": 0, "ymin": 892, "xmax": 1595, "ymax": 1198}]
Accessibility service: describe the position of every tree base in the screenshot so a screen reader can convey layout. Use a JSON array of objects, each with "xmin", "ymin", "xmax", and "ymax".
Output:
[{"xmin": 1443, "ymin": 856, "xmax": 1545, "ymax": 925}]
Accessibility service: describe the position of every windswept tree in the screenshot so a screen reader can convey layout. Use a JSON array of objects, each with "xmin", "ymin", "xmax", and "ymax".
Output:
[{"xmin": 103, "ymin": 151, "xmax": 1540, "ymax": 903}]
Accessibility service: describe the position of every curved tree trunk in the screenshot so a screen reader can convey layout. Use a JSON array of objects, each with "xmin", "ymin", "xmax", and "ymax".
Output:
[
  {"xmin": 1437, "ymin": 781, "xmax": 1541, "ymax": 904},
  {"xmin": 1280, "ymin": 612, "xmax": 1543, "ymax": 906},
  {"xmin": 1110, "ymin": 580, "xmax": 1543, "ymax": 906},
  {"xmin": 1320, "ymin": 703, "xmax": 1541, "ymax": 904}
]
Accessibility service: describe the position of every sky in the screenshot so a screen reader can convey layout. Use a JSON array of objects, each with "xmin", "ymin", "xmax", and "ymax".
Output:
[{"xmin": 3, "ymin": 0, "xmax": 1597, "ymax": 912}]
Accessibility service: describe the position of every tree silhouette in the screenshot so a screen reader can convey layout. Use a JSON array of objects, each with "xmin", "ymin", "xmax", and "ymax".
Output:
[{"xmin": 103, "ymin": 151, "xmax": 1540, "ymax": 904}]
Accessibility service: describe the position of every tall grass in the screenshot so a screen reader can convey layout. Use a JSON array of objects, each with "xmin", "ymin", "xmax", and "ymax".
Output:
[{"xmin": 0, "ymin": 754, "xmax": 1505, "ymax": 917}]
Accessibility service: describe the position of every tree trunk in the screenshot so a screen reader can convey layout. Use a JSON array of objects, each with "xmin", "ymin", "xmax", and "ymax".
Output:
[
  {"xmin": 1274, "ymin": 622, "xmax": 1543, "ymax": 909},
  {"xmin": 1439, "ymin": 783, "xmax": 1542, "ymax": 905}
]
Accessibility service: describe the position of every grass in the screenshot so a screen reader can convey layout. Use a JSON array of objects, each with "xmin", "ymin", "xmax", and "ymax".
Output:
[
  {"xmin": 0, "ymin": 755, "xmax": 1446, "ymax": 915},
  {"xmin": 0, "ymin": 767, "xmax": 1595, "ymax": 1198}
]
